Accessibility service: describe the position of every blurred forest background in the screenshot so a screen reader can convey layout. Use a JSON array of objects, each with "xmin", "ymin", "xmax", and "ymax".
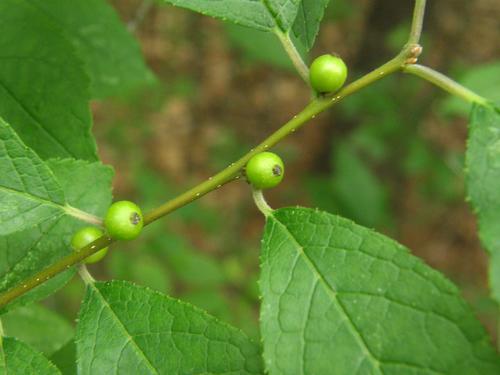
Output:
[{"xmin": 12, "ymin": 0, "xmax": 499, "ymax": 361}]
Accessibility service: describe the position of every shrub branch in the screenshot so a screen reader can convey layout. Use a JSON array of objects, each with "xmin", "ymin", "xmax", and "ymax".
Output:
[{"xmin": 2, "ymin": 0, "xmax": 485, "ymax": 309}]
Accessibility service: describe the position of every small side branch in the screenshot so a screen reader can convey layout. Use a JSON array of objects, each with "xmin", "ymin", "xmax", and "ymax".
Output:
[
  {"xmin": 408, "ymin": 0, "xmax": 427, "ymax": 45},
  {"xmin": 404, "ymin": 64, "xmax": 489, "ymax": 106}
]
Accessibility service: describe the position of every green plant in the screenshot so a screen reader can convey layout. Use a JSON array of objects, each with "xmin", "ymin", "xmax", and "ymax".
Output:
[
  {"xmin": 104, "ymin": 201, "xmax": 144, "ymax": 241},
  {"xmin": 0, "ymin": 0, "xmax": 499, "ymax": 374},
  {"xmin": 245, "ymin": 152, "xmax": 285, "ymax": 190},
  {"xmin": 309, "ymin": 54, "xmax": 348, "ymax": 93},
  {"xmin": 71, "ymin": 227, "xmax": 109, "ymax": 264}
]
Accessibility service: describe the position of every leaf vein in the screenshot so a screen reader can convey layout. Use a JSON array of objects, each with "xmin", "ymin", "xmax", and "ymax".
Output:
[
  {"xmin": 91, "ymin": 284, "xmax": 160, "ymax": 375},
  {"xmin": 272, "ymin": 215, "xmax": 383, "ymax": 374}
]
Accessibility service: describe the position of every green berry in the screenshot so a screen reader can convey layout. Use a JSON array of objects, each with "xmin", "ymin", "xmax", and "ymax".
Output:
[
  {"xmin": 71, "ymin": 226, "xmax": 108, "ymax": 264},
  {"xmin": 309, "ymin": 54, "xmax": 348, "ymax": 94},
  {"xmin": 104, "ymin": 200, "xmax": 144, "ymax": 240},
  {"xmin": 245, "ymin": 152, "xmax": 285, "ymax": 190}
]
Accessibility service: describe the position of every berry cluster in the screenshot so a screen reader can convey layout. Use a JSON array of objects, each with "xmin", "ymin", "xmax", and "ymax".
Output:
[{"xmin": 71, "ymin": 200, "xmax": 144, "ymax": 264}]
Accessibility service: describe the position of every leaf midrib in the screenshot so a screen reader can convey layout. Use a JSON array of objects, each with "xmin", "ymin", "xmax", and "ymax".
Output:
[
  {"xmin": 261, "ymin": 0, "xmax": 291, "ymax": 32},
  {"xmin": 0, "ymin": 184, "xmax": 65, "ymax": 212},
  {"xmin": 90, "ymin": 283, "xmax": 160, "ymax": 375},
  {"xmin": 0, "ymin": 79, "xmax": 74, "ymax": 157},
  {"xmin": 0, "ymin": 183, "xmax": 99, "ymax": 226},
  {"xmin": 271, "ymin": 215, "xmax": 383, "ymax": 374}
]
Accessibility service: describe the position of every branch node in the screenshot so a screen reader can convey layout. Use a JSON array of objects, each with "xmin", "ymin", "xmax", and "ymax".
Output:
[
  {"xmin": 403, "ymin": 43, "xmax": 423, "ymax": 66},
  {"xmin": 410, "ymin": 44, "xmax": 423, "ymax": 58}
]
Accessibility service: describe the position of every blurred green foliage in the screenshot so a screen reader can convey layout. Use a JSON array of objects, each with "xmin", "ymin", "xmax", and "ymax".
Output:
[
  {"xmin": 50, "ymin": 341, "xmax": 77, "ymax": 375},
  {"xmin": 2, "ymin": 304, "xmax": 73, "ymax": 356},
  {"xmin": 224, "ymin": 24, "xmax": 294, "ymax": 70},
  {"xmin": 325, "ymin": 0, "xmax": 357, "ymax": 21}
]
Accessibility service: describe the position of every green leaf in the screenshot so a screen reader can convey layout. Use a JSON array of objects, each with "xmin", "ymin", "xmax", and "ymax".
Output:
[
  {"xmin": 0, "ymin": 337, "xmax": 61, "ymax": 375},
  {"xmin": 331, "ymin": 143, "xmax": 390, "ymax": 228},
  {"xmin": 76, "ymin": 281, "xmax": 263, "ymax": 374},
  {"xmin": 108, "ymin": 251, "xmax": 173, "ymax": 294},
  {"xmin": 159, "ymin": 0, "xmax": 332, "ymax": 73},
  {"xmin": 260, "ymin": 207, "xmax": 500, "ymax": 375},
  {"xmin": 224, "ymin": 24, "xmax": 294, "ymax": 70},
  {"xmin": 160, "ymin": 0, "xmax": 329, "ymax": 54},
  {"xmin": 47, "ymin": 158, "xmax": 113, "ymax": 217},
  {"xmin": 291, "ymin": 0, "xmax": 331, "ymax": 51},
  {"xmin": 50, "ymin": 341, "xmax": 77, "ymax": 375},
  {"xmin": 0, "ymin": 117, "xmax": 65, "ymax": 236},
  {"xmin": 1, "ymin": 304, "xmax": 74, "ymax": 356},
  {"xmin": 29, "ymin": 0, "xmax": 155, "ymax": 98},
  {"xmin": 266, "ymin": 0, "xmax": 301, "ymax": 31},
  {"xmin": 0, "ymin": 152, "xmax": 113, "ymax": 310},
  {"xmin": 465, "ymin": 105, "xmax": 500, "ymax": 304},
  {"xmin": 159, "ymin": 0, "xmax": 276, "ymax": 31},
  {"xmin": 441, "ymin": 62, "xmax": 500, "ymax": 117},
  {"xmin": 0, "ymin": 0, "xmax": 97, "ymax": 160},
  {"xmin": 165, "ymin": 245, "xmax": 226, "ymax": 288},
  {"xmin": 181, "ymin": 290, "xmax": 233, "ymax": 323}
]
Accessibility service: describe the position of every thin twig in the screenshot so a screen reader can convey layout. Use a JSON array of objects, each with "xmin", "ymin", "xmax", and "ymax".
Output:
[
  {"xmin": 404, "ymin": 64, "xmax": 489, "ymax": 105},
  {"xmin": 408, "ymin": 0, "xmax": 427, "ymax": 45}
]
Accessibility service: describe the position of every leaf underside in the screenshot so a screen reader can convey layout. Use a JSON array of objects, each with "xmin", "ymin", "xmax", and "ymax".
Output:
[
  {"xmin": 160, "ymin": 0, "xmax": 276, "ymax": 31},
  {"xmin": 0, "ymin": 0, "xmax": 96, "ymax": 160},
  {"xmin": 292, "ymin": 0, "xmax": 331, "ymax": 51}
]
